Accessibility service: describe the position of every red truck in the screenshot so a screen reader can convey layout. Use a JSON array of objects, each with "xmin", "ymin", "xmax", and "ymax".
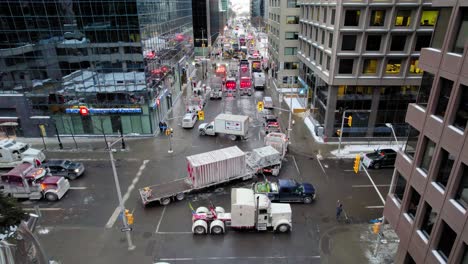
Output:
[
  {"xmin": 0, "ymin": 163, "xmax": 70, "ymax": 201},
  {"xmin": 239, "ymin": 64, "xmax": 252, "ymax": 96}
]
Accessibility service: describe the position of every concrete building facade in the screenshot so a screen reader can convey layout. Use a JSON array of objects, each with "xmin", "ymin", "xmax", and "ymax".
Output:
[{"xmin": 383, "ymin": 1, "xmax": 468, "ymax": 263}]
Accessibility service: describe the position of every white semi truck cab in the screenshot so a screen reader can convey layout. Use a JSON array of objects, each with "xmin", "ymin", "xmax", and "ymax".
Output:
[
  {"xmin": 191, "ymin": 188, "xmax": 292, "ymax": 235},
  {"xmin": 0, "ymin": 139, "xmax": 46, "ymax": 168}
]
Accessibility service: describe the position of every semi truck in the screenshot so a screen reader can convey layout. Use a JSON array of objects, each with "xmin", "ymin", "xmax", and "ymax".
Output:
[
  {"xmin": 0, "ymin": 139, "xmax": 46, "ymax": 168},
  {"xmin": 253, "ymin": 179, "xmax": 316, "ymax": 204},
  {"xmin": 0, "ymin": 163, "xmax": 70, "ymax": 201},
  {"xmin": 198, "ymin": 114, "xmax": 249, "ymax": 139},
  {"xmin": 139, "ymin": 145, "xmax": 284, "ymax": 206},
  {"xmin": 208, "ymin": 76, "xmax": 223, "ymax": 100},
  {"xmin": 191, "ymin": 188, "xmax": 292, "ymax": 234}
]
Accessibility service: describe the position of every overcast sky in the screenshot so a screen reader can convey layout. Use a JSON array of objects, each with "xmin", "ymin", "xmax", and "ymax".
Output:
[{"xmin": 230, "ymin": 0, "xmax": 250, "ymax": 15}]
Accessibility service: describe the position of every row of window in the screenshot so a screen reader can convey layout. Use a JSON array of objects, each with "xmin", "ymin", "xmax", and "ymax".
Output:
[
  {"xmin": 299, "ymin": 43, "xmax": 331, "ymax": 72},
  {"xmin": 269, "ymin": 0, "xmax": 298, "ymax": 8},
  {"xmin": 336, "ymin": 58, "xmax": 422, "ymax": 75}
]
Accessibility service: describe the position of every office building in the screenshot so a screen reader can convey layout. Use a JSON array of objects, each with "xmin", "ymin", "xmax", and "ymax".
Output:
[
  {"xmin": 297, "ymin": 0, "xmax": 438, "ymax": 139},
  {"xmin": 268, "ymin": 0, "xmax": 301, "ymax": 92},
  {"xmin": 0, "ymin": 0, "xmax": 193, "ymax": 137},
  {"xmin": 251, "ymin": 0, "xmax": 266, "ymax": 28},
  {"xmin": 192, "ymin": 0, "xmax": 224, "ymax": 57},
  {"xmin": 383, "ymin": 1, "xmax": 468, "ymax": 263}
]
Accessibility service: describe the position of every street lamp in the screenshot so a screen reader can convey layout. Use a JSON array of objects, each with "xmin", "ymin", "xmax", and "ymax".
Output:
[{"xmin": 385, "ymin": 123, "xmax": 401, "ymax": 150}]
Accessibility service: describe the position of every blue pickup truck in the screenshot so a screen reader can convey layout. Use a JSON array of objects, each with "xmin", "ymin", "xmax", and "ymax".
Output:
[{"xmin": 253, "ymin": 179, "xmax": 316, "ymax": 204}]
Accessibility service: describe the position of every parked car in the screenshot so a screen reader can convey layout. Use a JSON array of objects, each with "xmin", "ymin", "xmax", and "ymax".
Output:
[
  {"xmin": 362, "ymin": 149, "xmax": 397, "ymax": 169},
  {"xmin": 182, "ymin": 112, "xmax": 198, "ymax": 128},
  {"xmin": 42, "ymin": 159, "xmax": 85, "ymax": 180}
]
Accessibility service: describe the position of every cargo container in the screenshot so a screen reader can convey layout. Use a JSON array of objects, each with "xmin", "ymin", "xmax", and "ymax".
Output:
[{"xmin": 198, "ymin": 114, "xmax": 249, "ymax": 138}]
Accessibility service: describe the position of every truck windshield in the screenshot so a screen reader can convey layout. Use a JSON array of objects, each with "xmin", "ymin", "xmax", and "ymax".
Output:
[{"xmin": 19, "ymin": 145, "xmax": 29, "ymax": 153}]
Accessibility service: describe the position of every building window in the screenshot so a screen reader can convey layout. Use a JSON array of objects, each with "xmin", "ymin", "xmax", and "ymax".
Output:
[
  {"xmin": 326, "ymin": 56, "xmax": 331, "ymax": 70},
  {"xmin": 404, "ymin": 253, "xmax": 416, "ymax": 264},
  {"xmin": 435, "ymin": 149, "xmax": 455, "ymax": 189},
  {"xmin": 287, "ymin": 0, "xmax": 299, "ymax": 8},
  {"xmin": 404, "ymin": 126, "xmax": 419, "ymax": 159},
  {"xmin": 284, "ymin": 62, "xmax": 299, "ymax": 69},
  {"xmin": 338, "ymin": 59, "xmax": 354, "ymax": 74},
  {"xmin": 390, "ymin": 35, "xmax": 407, "ymax": 51},
  {"xmin": 420, "ymin": 202, "xmax": 437, "ymax": 238},
  {"xmin": 284, "ymin": 47, "xmax": 298, "ymax": 55},
  {"xmin": 420, "ymin": 10, "xmax": 438, "ymax": 26},
  {"xmin": 434, "ymin": 78, "xmax": 454, "ymax": 119},
  {"xmin": 344, "ymin": 10, "xmax": 360, "ymax": 26},
  {"xmin": 329, "ymin": 33, "xmax": 333, "ymax": 48},
  {"xmin": 455, "ymin": 163, "xmax": 468, "ymax": 208},
  {"xmin": 323, "ymin": 8, "xmax": 328, "ymax": 23},
  {"xmin": 286, "ymin": 16, "xmax": 299, "ymax": 24},
  {"xmin": 362, "ymin": 59, "xmax": 378, "ymax": 74},
  {"xmin": 394, "ymin": 172, "xmax": 407, "ymax": 202},
  {"xmin": 395, "ymin": 10, "xmax": 411, "ymax": 27},
  {"xmin": 385, "ymin": 59, "xmax": 402, "ymax": 74},
  {"xmin": 415, "ymin": 35, "xmax": 432, "ymax": 51},
  {"xmin": 416, "ymin": 72, "xmax": 434, "ymax": 108},
  {"xmin": 366, "ymin": 35, "xmax": 382, "ymax": 51},
  {"xmin": 408, "ymin": 59, "xmax": 423, "ymax": 74},
  {"xmin": 432, "ymin": 8, "xmax": 453, "ymax": 49},
  {"xmin": 419, "ymin": 138, "xmax": 436, "ymax": 173},
  {"xmin": 285, "ymin": 32, "xmax": 299, "ymax": 40},
  {"xmin": 437, "ymin": 221, "xmax": 457, "ymax": 262},
  {"xmin": 370, "ymin": 10, "xmax": 386, "ymax": 26},
  {"xmin": 331, "ymin": 9, "xmax": 336, "ymax": 25},
  {"xmin": 452, "ymin": 8, "xmax": 468, "ymax": 54},
  {"xmin": 454, "ymin": 85, "xmax": 468, "ymax": 131},
  {"xmin": 461, "ymin": 244, "xmax": 468, "ymax": 263},
  {"xmin": 342, "ymin": 35, "xmax": 357, "ymax": 51},
  {"xmin": 319, "ymin": 51, "xmax": 323, "ymax": 65},
  {"xmin": 283, "ymin": 77, "xmax": 289, "ymax": 84},
  {"xmin": 407, "ymin": 187, "xmax": 421, "ymax": 219}
]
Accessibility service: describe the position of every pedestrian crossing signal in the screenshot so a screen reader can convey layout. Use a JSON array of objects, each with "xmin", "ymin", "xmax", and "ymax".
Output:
[
  {"xmin": 198, "ymin": 111, "xmax": 205, "ymax": 120},
  {"xmin": 353, "ymin": 154, "xmax": 361, "ymax": 173},
  {"xmin": 257, "ymin": 101, "xmax": 264, "ymax": 112}
]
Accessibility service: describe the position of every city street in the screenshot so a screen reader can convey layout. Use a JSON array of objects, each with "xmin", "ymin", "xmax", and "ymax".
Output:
[{"xmin": 17, "ymin": 72, "xmax": 396, "ymax": 263}]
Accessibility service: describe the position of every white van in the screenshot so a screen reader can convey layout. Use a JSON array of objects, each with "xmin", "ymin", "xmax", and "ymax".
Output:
[
  {"xmin": 253, "ymin": 72, "xmax": 265, "ymax": 90},
  {"xmin": 263, "ymin": 96, "xmax": 273, "ymax": 109},
  {"xmin": 182, "ymin": 113, "xmax": 198, "ymax": 128}
]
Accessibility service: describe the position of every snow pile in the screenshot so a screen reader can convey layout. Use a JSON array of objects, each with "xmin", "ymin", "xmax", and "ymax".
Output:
[{"xmin": 331, "ymin": 144, "xmax": 401, "ymax": 159}]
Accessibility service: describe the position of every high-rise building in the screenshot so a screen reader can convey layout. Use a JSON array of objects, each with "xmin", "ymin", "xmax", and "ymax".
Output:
[
  {"xmin": 267, "ymin": 0, "xmax": 300, "ymax": 91},
  {"xmin": 251, "ymin": 0, "xmax": 266, "ymax": 28},
  {"xmin": 297, "ymin": 0, "xmax": 438, "ymax": 140},
  {"xmin": 383, "ymin": 2, "xmax": 468, "ymax": 263},
  {"xmin": 0, "ymin": 0, "xmax": 194, "ymax": 137},
  {"xmin": 192, "ymin": 0, "xmax": 224, "ymax": 57}
]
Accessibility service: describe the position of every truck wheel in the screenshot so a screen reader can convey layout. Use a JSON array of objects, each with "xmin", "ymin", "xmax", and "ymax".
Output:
[
  {"xmin": 196, "ymin": 207, "xmax": 209, "ymax": 214},
  {"xmin": 276, "ymin": 224, "xmax": 290, "ymax": 233},
  {"xmin": 303, "ymin": 197, "xmax": 313, "ymax": 204},
  {"xmin": 175, "ymin": 193, "xmax": 185, "ymax": 201},
  {"xmin": 194, "ymin": 225, "xmax": 206, "ymax": 235},
  {"xmin": 45, "ymin": 193, "xmax": 58, "ymax": 201},
  {"xmin": 215, "ymin": 206, "xmax": 225, "ymax": 214},
  {"xmin": 67, "ymin": 173, "xmax": 76, "ymax": 180},
  {"xmin": 211, "ymin": 225, "xmax": 223, "ymax": 235},
  {"xmin": 373, "ymin": 163, "xmax": 381, "ymax": 169},
  {"xmin": 200, "ymin": 130, "xmax": 206, "ymax": 136},
  {"xmin": 160, "ymin": 197, "xmax": 171, "ymax": 206}
]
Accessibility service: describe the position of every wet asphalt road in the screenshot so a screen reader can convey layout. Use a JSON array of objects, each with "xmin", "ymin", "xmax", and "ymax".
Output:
[{"xmin": 20, "ymin": 66, "xmax": 394, "ymax": 264}]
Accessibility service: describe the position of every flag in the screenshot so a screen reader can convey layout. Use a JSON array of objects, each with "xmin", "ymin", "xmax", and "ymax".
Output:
[{"xmin": 188, "ymin": 202, "xmax": 195, "ymax": 214}]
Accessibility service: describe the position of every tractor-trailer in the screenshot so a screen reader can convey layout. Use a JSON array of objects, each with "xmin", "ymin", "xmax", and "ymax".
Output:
[
  {"xmin": 139, "ymin": 146, "xmax": 260, "ymax": 206},
  {"xmin": 198, "ymin": 114, "xmax": 249, "ymax": 138}
]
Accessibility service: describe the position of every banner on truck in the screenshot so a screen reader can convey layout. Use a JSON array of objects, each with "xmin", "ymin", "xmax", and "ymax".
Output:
[{"xmin": 225, "ymin": 121, "xmax": 241, "ymax": 131}]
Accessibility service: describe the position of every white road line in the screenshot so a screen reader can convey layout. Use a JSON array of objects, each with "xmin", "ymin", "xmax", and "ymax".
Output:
[
  {"xmin": 23, "ymin": 208, "xmax": 63, "ymax": 211},
  {"xmin": 344, "ymin": 169, "xmax": 355, "ymax": 172},
  {"xmin": 292, "ymin": 155, "xmax": 300, "ymax": 174},
  {"xmin": 316, "ymin": 154, "xmax": 326, "ymax": 174},
  {"xmin": 69, "ymin": 187, "xmax": 87, "ymax": 190},
  {"xmin": 72, "ymin": 158, "xmax": 140, "ymax": 162},
  {"xmin": 366, "ymin": 205, "xmax": 385, "ymax": 209},
  {"xmin": 155, "ymin": 206, "xmax": 167, "ymax": 233},
  {"xmin": 105, "ymin": 159, "xmax": 149, "ymax": 229},
  {"xmin": 159, "ymin": 256, "xmax": 321, "ymax": 261},
  {"xmin": 352, "ymin": 184, "xmax": 391, "ymax": 188}
]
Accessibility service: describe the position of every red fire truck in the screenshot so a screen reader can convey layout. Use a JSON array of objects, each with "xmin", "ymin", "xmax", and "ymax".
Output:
[
  {"xmin": 225, "ymin": 77, "xmax": 237, "ymax": 97},
  {"xmin": 215, "ymin": 65, "xmax": 227, "ymax": 81},
  {"xmin": 239, "ymin": 64, "xmax": 252, "ymax": 96}
]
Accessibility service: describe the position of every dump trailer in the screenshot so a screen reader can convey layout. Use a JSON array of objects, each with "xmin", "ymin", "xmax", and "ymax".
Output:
[
  {"xmin": 191, "ymin": 188, "xmax": 292, "ymax": 235},
  {"xmin": 139, "ymin": 145, "xmax": 281, "ymax": 206}
]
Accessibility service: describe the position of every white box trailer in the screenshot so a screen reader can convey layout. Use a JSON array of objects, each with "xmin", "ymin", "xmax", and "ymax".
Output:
[
  {"xmin": 252, "ymin": 72, "xmax": 265, "ymax": 90},
  {"xmin": 198, "ymin": 114, "xmax": 249, "ymax": 138}
]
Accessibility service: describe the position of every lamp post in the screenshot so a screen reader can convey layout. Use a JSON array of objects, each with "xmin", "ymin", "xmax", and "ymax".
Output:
[{"xmin": 385, "ymin": 123, "xmax": 400, "ymax": 149}]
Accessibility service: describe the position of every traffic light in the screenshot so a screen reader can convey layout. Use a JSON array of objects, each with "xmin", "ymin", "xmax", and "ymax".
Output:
[
  {"xmin": 198, "ymin": 110, "xmax": 205, "ymax": 121},
  {"xmin": 257, "ymin": 101, "xmax": 264, "ymax": 112},
  {"xmin": 372, "ymin": 222, "xmax": 381, "ymax": 234},
  {"xmin": 124, "ymin": 209, "xmax": 134, "ymax": 225},
  {"xmin": 347, "ymin": 115, "xmax": 353, "ymax": 127},
  {"xmin": 353, "ymin": 154, "xmax": 361, "ymax": 173},
  {"xmin": 79, "ymin": 106, "xmax": 89, "ymax": 116}
]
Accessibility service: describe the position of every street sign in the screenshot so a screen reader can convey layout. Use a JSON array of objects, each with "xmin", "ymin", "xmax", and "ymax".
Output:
[{"xmin": 121, "ymin": 227, "xmax": 133, "ymax": 232}]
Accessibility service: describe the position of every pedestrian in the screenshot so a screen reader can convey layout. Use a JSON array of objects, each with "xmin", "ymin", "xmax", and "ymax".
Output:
[
  {"xmin": 158, "ymin": 121, "xmax": 163, "ymax": 133},
  {"xmin": 336, "ymin": 201, "xmax": 343, "ymax": 221},
  {"xmin": 162, "ymin": 122, "xmax": 168, "ymax": 133}
]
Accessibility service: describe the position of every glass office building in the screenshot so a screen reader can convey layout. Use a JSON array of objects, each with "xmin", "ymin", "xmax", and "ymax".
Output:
[{"xmin": 0, "ymin": 0, "xmax": 193, "ymax": 137}]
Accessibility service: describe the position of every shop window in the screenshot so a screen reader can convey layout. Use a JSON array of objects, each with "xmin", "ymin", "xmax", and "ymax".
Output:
[
  {"xmin": 385, "ymin": 59, "xmax": 402, "ymax": 74},
  {"xmin": 390, "ymin": 35, "xmax": 407, "ymax": 51},
  {"xmin": 286, "ymin": 16, "xmax": 299, "ymax": 24},
  {"xmin": 454, "ymin": 85, "xmax": 468, "ymax": 131},
  {"xmin": 436, "ymin": 221, "xmax": 457, "ymax": 261},
  {"xmin": 435, "ymin": 149, "xmax": 455, "ymax": 189},
  {"xmin": 416, "ymin": 72, "xmax": 434, "ymax": 108},
  {"xmin": 344, "ymin": 10, "xmax": 360, "ymax": 26},
  {"xmin": 415, "ymin": 35, "xmax": 432, "ymax": 51},
  {"xmin": 434, "ymin": 78, "xmax": 453, "ymax": 119},
  {"xmin": 338, "ymin": 59, "xmax": 354, "ymax": 74},
  {"xmin": 408, "ymin": 59, "xmax": 423, "ymax": 74},
  {"xmin": 452, "ymin": 8, "xmax": 468, "ymax": 54},
  {"xmin": 284, "ymin": 47, "xmax": 297, "ymax": 55},
  {"xmin": 455, "ymin": 163, "xmax": 468, "ymax": 208},
  {"xmin": 394, "ymin": 172, "xmax": 407, "ymax": 202},
  {"xmin": 366, "ymin": 35, "xmax": 381, "ymax": 51},
  {"xmin": 419, "ymin": 137, "xmax": 436, "ymax": 173},
  {"xmin": 420, "ymin": 10, "xmax": 438, "ymax": 26},
  {"xmin": 362, "ymin": 59, "xmax": 378, "ymax": 74},
  {"xmin": 420, "ymin": 202, "xmax": 437, "ymax": 238},
  {"xmin": 395, "ymin": 10, "xmax": 411, "ymax": 27},
  {"xmin": 404, "ymin": 126, "xmax": 420, "ymax": 159},
  {"xmin": 370, "ymin": 10, "xmax": 386, "ymax": 26},
  {"xmin": 342, "ymin": 35, "xmax": 357, "ymax": 51},
  {"xmin": 407, "ymin": 187, "xmax": 420, "ymax": 219},
  {"xmin": 285, "ymin": 32, "xmax": 299, "ymax": 40}
]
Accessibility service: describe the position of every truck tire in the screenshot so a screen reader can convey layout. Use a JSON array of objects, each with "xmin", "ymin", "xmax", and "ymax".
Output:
[
  {"xmin": 215, "ymin": 206, "xmax": 225, "ymax": 214},
  {"xmin": 67, "ymin": 173, "xmax": 77, "ymax": 180},
  {"xmin": 303, "ymin": 197, "xmax": 313, "ymax": 204},
  {"xmin": 196, "ymin": 207, "xmax": 209, "ymax": 214},
  {"xmin": 175, "ymin": 193, "xmax": 185, "ymax": 201},
  {"xmin": 210, "ymin": 220, "xmax": 225, "ymax": 235},
  {"xmin": 45, "ymin": 193, "xmax": 58, "ymax": 201},
  {"xmin": 160, "ymin": 197, "xmax": 171, "ymax": 206},
  {"xmin": 200, "ymin": 130, "xmax": 206, "ymax": 136},
  {"xmin": 276, "ymin": 224, "xmax": 290, "ymax": 233},
  {"xmin": 373, "ymin": 163, "xmax": 381, "ymax": 169}
]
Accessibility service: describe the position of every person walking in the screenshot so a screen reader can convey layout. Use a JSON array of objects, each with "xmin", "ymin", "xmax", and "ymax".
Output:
[
  {"xmin": 336, "ymin": 200, "xmax": 343, "ymax": 221},
  {"xmin": 162, "ymin": 122, "xmax": 168, "ymax": 133},
  {"xmin": 158, "ymin": 121, "xmax": 163, "ymax": 133}
]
